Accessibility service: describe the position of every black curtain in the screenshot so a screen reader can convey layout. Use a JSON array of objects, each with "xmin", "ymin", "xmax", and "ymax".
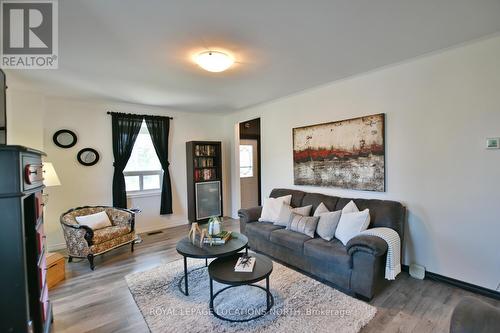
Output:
[
  {"xmin": 144, "ymin": 115, "xmax": 173, "ymax": 214},
  {"xmin": 111, "ymin": 113, "xmax": 143, "ymax": 208}
]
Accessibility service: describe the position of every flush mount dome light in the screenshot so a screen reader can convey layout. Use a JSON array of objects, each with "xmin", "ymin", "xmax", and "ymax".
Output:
[{"xmin": 195, "ymin": 51, "xmax": 234, "ymax": 72}]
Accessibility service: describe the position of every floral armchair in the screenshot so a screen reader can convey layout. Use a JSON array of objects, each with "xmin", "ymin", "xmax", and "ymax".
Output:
[{"xmin": 60, "ymin": 206, "xmax": 137, "ymax": 270}]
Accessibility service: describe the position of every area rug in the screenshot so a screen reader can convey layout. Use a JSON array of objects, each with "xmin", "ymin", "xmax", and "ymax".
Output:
[{"xmin": 125, "ymin": 257, "xmax": 376, "ymax": 333}]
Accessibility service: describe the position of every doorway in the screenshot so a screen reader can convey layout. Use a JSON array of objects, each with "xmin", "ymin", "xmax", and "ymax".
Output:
[{"xmin": 239, "ymin": 118, "xmax": 261, "ymax": 209}]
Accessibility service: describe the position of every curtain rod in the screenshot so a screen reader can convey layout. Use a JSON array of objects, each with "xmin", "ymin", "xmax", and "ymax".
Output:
[{"xmin": 106, "ymin": 111, "xmax": 173, "ymax": 120}]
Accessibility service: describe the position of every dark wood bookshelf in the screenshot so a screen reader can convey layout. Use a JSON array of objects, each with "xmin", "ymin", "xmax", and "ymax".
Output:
[{"xmin": 186, "ymin": 141, "xmax": 223, "ymax": 223}]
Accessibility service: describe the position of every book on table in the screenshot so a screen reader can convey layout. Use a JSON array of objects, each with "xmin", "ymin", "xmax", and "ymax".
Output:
[
  {"xmin": 234, "ymin": 256, "xmax": 255, "ymax": 272},
  {"xmin": 203, "ymin": 231, "xmax": 232, "ymax": 245}
]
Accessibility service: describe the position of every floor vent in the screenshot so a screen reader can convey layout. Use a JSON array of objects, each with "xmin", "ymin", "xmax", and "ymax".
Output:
[{"xmin": 147, "ymin": 230, "xmax": 163, "ymax": 236}]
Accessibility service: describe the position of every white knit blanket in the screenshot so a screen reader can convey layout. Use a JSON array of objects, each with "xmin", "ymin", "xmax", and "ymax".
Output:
[{"xmin": 359, "ymin": 227, "xmax": 401, "ymax": 280}]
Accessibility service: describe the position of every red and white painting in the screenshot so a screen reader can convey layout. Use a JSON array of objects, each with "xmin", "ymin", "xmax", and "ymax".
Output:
[{"xmin": 293, "ymin": 113, "xmax": 385, "ymax": 191}]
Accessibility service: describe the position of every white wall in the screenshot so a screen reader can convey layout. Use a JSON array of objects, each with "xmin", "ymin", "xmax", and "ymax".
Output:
[
  {"xmin": 41, "ymin": 97, "xmax": 229, "ymax": 249},
  {"xmin": 225, "ymin": 36, "xmax": 500, "ymax": 291},
  {"xmin": 6, "ymin": 89, "xmax": 45, "ymax": 151},
  {"xmin": 5, "ymin": 90, "xmax": 229, "ymax": 250},
  {"xmin": 5, "ymin": 35, "xmax": 499, "ymax": 291}
]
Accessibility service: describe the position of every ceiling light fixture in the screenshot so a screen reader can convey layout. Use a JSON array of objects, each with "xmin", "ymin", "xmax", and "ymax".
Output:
[{"xmin": 195, "ymin": 50, "xmax": 234, "ymax": 72}]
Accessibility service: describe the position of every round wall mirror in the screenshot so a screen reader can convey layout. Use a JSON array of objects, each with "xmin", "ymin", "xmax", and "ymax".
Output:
[
  {"xmin": 53, "ymin": 129, "xmax": 77, "ymax": 148},
  {"xmin": 77, "ymin": 148, "xmax": 100, "ymax": 166}
]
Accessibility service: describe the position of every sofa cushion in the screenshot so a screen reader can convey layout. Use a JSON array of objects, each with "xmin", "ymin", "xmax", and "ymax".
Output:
[
  {"xmin": 90, "ymin": 231, "xmax": 135, "ymax": 254},
  {"xmin": 270, "ymin": 188, "xmax": 305, "ymax": 208},
  {"xmin": 259, "ymin": 195, "xmax": 292, "ymax": 223},
  {"xmin": 302, "ymin": 192, "xmax": 340, "ymax": 213},
  {"xmin": 313, "ymin": 202, "xmax": 330, "ymax": 216},
  {"xmin": 304, "ymin": 238, "xmax": 351, "ymax": 268},
  {"xmin": 76, "ymin": 211, "xmax": 112, "ymax": 230},
  {"xmin": 246, "ymin": 222, "xmax": 284, "ymax": 241},
  {"xmin": 315, "ymin": 210, "xmax": 342, "ymax": 241},
  {"xmin": 275, "ymin": 204, "xmax": 313, "ymax": 226},
  {"xmin": 336, "ymin": 198, "xmax": 405, "ymax": 239},
  {"xmin": 92, "ymin": 225, "xmax": 131, "ymax": 244},
  {"xmin": 342, "ymin": 200, "xmax": 359, "ymax": 213},
  {"xmin": 269, "ymin": 229, "xmax": 311, "ymax": 253},
  {"xmin": 287, "ymin": 213, "xmax": 319, "ymax": 238},
  {"xmin": 335, "ymin": 209, "xmax": 371, "ymax": 245}
]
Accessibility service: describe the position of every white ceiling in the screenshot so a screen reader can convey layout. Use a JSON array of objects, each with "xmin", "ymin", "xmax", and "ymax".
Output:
[{"xmin": 6, "ymin": 0, "xmax": 500, "ymax": 113}]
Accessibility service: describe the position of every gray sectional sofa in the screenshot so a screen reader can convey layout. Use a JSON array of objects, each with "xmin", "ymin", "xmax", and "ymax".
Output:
[{"xmin": 238, "ymin": 188, "xmax": 406, "ymax": 300}]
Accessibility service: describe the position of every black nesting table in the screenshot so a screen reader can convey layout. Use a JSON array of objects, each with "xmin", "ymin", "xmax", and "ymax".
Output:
[
  {"xmin": 208, "ymin": 253, "xmax": 274, "ymax": 322},
  {"xmin": 176, "ymin": 232, "xmax": 248, "ymax": 296}
]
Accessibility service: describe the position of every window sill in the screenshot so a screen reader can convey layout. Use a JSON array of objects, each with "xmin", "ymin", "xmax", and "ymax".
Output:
[{"xmin": 127, "ymin": 191, "xmax": 161, "ymax": 199}]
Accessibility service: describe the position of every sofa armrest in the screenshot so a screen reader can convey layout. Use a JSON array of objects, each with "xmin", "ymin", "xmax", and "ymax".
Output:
[
  {"xmin": 238, "ymin": 206, "xmax": 262, "ymax": 223},
  {"xmin": 60, "ymin": 222, "xmax": 94, "ymax": 256},
  {"xmin": 450, "ymin": 296, "xmax": 500, "ymax": 333},
  {"xmin": 348, "ymin": 234, "xmax": 389, "ymax": 299},
  {"xmin": 108, "ymin": 208, "xmax": 135, "ymax": 232},
  {"xmin": 346, "ymin": 235, "xmax": 388, "ymax": 257},
  {"xmin": 238, "ymin": 206, "xmax": 262, "ymax": 234},
  {"xmin": 61, "ymin": 221, "xmax": 94, "ymax": 244}
]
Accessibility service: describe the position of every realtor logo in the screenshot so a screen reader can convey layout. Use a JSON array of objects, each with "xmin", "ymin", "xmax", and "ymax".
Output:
[{"xmin": 1, "ymin": 0, "xmax": 58, "ymax": 69}]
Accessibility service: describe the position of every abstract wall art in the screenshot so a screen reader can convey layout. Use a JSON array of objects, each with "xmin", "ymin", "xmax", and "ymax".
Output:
[{"xmin": 293, "ymin": 113, "xmax": 385, "ymax": 191}]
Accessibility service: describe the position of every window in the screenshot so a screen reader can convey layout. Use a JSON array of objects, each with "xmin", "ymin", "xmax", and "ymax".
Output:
[
  {"xmin": 124, "ymin": 120, "xmax": 163, "ymax": 194},
  {"xmin": 239, "ymin": 145, "xmax": 253, "ymax": 178}
]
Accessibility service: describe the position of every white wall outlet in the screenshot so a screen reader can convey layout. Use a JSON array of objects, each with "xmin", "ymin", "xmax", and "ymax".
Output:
[
  {"xmin": 486, "ymin": 137, "xmax": 500, "ymax": 149},
  {"xmin": 409, "ymin": 264, "xmax": 426, "ymax": 280}
]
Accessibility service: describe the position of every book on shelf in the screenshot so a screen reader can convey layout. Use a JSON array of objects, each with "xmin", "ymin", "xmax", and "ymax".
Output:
[
  {"xmin": 234, "ymin": 256, "xmax": 256, "ymax": 272},
  {"xmin": 194, "ymin": 157, "xmax": 214, "ymax": 168},
  {"xmin": 194, "ymin": 144, "xmax": 216, "ymax": 157},
  {"xmin": 194, "ymin": 168, "xmax": 217, "ymax": 181}
]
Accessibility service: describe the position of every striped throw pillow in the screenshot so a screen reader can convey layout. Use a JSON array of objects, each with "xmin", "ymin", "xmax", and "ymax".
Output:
[{"xmin": 287, "ymin": 213, "xmax": 319, "ymax": 238}]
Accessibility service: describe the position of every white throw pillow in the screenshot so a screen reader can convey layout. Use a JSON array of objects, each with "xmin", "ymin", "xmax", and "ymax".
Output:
[
  {"xmin": 258, "ymin": 195, "xmax": 292, "ymax": 223},
  {"xmin": 335, "ymin": 209, "xmax": 371, "ymax": 245},
  {"xmin": 75, "ymin": 211, "xmax": 112, "ymax": 230},
  {"xmin": 342, "ymin": 200, "xmax": 359, "ymax": 214},
  {"xmin": 313, "ymin": 202, "xmax": 330, "ymax": 216},
  {"xmin": 275, "ymin": 204, "xmax": 312, "ymax": 226}
]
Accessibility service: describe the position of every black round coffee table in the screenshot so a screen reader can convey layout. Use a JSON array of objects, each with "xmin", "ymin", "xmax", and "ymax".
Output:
[
  {"xmin": 176, "ymin": 232, "xmax": 248, "ymax": 296},
  {"xmin": 208, "ymin": 253, "xmax": 274, "ymax": 322}
]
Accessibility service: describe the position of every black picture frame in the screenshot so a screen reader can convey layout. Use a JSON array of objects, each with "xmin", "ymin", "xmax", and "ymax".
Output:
[
  {"xmin": 77, "ymin": 148, "xmax": 100, "ymax": 166},
  {"xmin": 53, "ymin": 129, "xmax": 77, "ymax": 148}
]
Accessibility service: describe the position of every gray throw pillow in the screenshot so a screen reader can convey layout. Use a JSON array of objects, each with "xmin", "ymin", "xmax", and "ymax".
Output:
[
  {"xmin": 313, "ymin": 202, "xmax": 330, "ymax": 216},
  {"xmin": 287, "ymin": 213, "xmax": 319, "ymax": 238},
  {"xmin": 316, "ymin": 210, "xmax": 342, "ymax": 241},
  {"xmin": 274, "ymin": 204, "xmax": 312, "ymax": 226}
]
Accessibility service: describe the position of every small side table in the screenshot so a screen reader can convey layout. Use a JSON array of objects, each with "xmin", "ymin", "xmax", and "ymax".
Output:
[
  {"xmin": 130, "ymin": 208, "xmax": 143, "ymax": 244},
  {"xmin": 175, "ymin": 232, "xmax": 248, "ymax": 296},
  {"xmin": 46, "ymin": 252, "xmax": 65, "ymax": 289},
  {"xmin": 208, "ymin": 253, "xmax": 274, "ymax": 322}
]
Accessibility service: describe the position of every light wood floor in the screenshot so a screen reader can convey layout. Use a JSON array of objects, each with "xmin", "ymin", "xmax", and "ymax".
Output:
[{"xmin": 50, "ymin": 219, "xmax": 499, "ymax": 333}]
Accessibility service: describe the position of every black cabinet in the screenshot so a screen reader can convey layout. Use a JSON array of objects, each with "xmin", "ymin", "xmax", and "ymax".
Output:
[
  {"xmin": 0, "ymin": 145, "xmax": 52, "ymax": 333},
  {"xmin": 186, "ymin": 141, "xmax": 223, "ymax": 223},
  {"xmin": 0, "ymin": 69, "xmax": 6, "ymax": 144}
]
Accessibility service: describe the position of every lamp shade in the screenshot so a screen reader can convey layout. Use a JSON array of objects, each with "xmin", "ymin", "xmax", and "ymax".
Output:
[
  {"xmin": 42, "ymin": 162, "xmax": 61, "ymax": 187},
  {"xmin": 194, "ymin": 51, "xmax": 234, "ymax": 72}
]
